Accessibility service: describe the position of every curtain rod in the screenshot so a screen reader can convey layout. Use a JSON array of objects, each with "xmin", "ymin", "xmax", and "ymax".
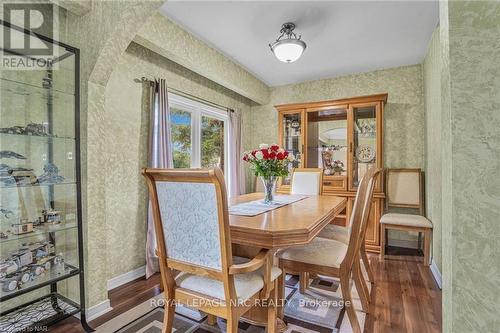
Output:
[{"xmin": 134, "ymin": 77, "xmax": 234, "ymax": 113}]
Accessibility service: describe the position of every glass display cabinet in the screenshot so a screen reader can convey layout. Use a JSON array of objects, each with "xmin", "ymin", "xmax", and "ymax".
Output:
[
  {"xmin": 349, "ymin": 103, "xmax": 381, "ymax": 191},
  {"xmin": 306, "ymin": 106, "xmax": 349, "ymax": 192},
  {"xmin": 276, "ymin": 94, "xmax": 386, "ymax": 252},
  {"xmin": 278, "ymin": 110, "xmax": 304, "ymax": 186},
  {"xmin": 0, "ymin": 21, "xmax": 90, "ymax": 332}
]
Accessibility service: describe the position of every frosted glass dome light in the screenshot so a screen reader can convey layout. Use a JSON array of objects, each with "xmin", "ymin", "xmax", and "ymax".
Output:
[{"xmin": 269, "ymin": 23, "xmax": 307, "ymax": 63}]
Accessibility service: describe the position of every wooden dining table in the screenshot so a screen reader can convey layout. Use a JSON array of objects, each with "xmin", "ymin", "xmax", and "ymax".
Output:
[{"xmin": 228, "ymin": 192, "xmax": 347, "ymax": 331}]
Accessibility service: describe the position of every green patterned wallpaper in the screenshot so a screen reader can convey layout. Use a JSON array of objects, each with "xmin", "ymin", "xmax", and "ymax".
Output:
[
  {"xmin": 423, "ymin": 27, "xmax": 442, "ymax": 273},
  {"xmin": 441, "ymin": 1, "xmax": 500, "ymax": 331},
  {"xmin": 248, "ymin": 65, "xmax": 425, "ymax": 170},
  {"xmin": 104, "ymin": 43, "xmax": 253, "ymax": 279}
]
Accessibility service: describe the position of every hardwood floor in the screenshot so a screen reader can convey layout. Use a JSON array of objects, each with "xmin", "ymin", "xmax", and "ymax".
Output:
[
  {"xmin": 50, "ymin": 247, "xmax": 441, "ymax": 333},
  {"xmin": 363, "ymin": 247, "xmax": 442, "ymax": 333}
]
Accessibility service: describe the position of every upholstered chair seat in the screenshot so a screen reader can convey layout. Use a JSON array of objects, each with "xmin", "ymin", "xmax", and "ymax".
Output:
[
  {"xmin": 380, "ymin": 213, "xmax": 432, "ymax": 228},
  {"xmin": 176, "ymin": 257, "xmax": 281, "ymax": 301},
  {"xmin": 279, "ymin": 238, "xmax": 348, "ymax": 269},
  {"xmin": 318, "ymin": 224, "xmax": 350, "ymax": 244}
]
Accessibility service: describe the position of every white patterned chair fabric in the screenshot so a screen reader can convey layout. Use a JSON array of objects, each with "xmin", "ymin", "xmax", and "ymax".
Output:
[
  {"xmin": 143, "ymin": 168, "xmax": 282, "ymax": 333},
  {"xmin": 155, "ymin": 181, "xmax": 222, "ymax": 270},
  {"xmin": 291, "ymin": 169, "xmax": 323, "ymax": 195},
  {"xmin": 176, "ymin": 256, "xmax": 282, "ymax": 301},
  {"xmin": 142, "ymin": 167, "xmax": 282, "ymax": 305}
]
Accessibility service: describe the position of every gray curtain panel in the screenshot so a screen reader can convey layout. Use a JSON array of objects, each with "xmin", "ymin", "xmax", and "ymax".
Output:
[
  {"xmin": 146, "ymin": 79, "xmax": 173, "ymax": 278},
  {"xmin": 228, "ymin": 109, "xmax": 245, "ymax": 197}
]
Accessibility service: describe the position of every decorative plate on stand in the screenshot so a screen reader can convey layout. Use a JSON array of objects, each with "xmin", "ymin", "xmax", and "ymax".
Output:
[{"xmin": 356, "ymin": 145, "xmax": 375, "ymax": 163}]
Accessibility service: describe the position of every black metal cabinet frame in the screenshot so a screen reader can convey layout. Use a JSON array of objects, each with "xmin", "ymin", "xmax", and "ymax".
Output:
[{"xmin": 0, "ymin": 20, "xmax": 92, "ymax": 332}]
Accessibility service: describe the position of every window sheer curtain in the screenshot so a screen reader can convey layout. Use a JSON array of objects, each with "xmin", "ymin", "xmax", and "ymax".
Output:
[
  {"xmin": 146, "ymin": 79, "xmax": 173, "ymax": 278},
  {"xmin": 228, "ymin": 110, "xmax": 245, "ymax": 197}
]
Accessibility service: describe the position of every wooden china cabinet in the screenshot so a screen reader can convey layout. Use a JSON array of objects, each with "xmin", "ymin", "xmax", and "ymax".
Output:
[{"xmin": 276, "ymin": 94, "xmax": 387, "ymax": 252}]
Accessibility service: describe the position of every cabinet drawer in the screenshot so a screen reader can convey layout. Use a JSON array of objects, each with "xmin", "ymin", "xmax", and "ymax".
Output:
[{"xmin": 322, "ymin": 175, "xmax": 347, "ymax": 192}]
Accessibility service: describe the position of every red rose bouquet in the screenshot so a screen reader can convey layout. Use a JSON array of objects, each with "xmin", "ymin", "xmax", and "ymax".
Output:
[{"xmin": 242, "ymin": 144, "xmax": 295, "ymax": 204}]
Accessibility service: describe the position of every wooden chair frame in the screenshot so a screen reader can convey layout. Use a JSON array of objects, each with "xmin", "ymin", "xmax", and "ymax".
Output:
[
  {"xmin": 279, "ymin": 168, "xmax": 381, "ymax": 333},
  {"xmin": 381, "ymin": 168, "xmax": 432, "ymax": 265},
  {"xmin": 298, "ymin": 169, "xmax": 376, "ymax": 306},
  {"xmin": 142, "ymin": 168, "xmax": 279, "ymax": 333}
]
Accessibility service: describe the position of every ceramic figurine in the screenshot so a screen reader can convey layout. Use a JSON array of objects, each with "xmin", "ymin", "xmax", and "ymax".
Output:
[
  {"xmin": 0, "ymin": 260, "xmax": 19, "ymax": 279},
  {"xmin": 1, "ymin": 277, "xmax": 18, "ymax": 292},
  {"xmin": 0, "ymin": 150, "xmax": 27, "ymax": 159},
  {"xmin": 11, "ymin": 221, "xmax": 33, "ymax": 235},
  {"xmin": 42, "ymin": 209, "xmax": 61, "ymax": 224},
  {"xmin": 0, "ymin": 126, "xmax": 24, "ymax": 135},
  {"xmin": 0, "ymin": 208, "xmax": 13, "ymax": 218},
  {"xmin": 0, "ymin": 123, "xmax": 55, "ymax": 137},
  {"xmin": 0, "ymin": 240, "xmax": 63, "ymax": 290},
  {"xmin": 38, "ymin": 163, "xmax": 65, "ymax": 184}
]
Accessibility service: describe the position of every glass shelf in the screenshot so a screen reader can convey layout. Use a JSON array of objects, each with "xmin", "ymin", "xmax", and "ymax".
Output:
[
  {"xmin": 0, "ymin": 77, "xmax": 75, "ymax": 97},
  {"xmin": 0, "ymin": 223, "xmax": 77, "ymax": 244},
  {"xmin": 0, "ymin": 132, "xmax": 75, "ymax": 141},
  {"xmin": 0, "ymin": 181, "xmax": 77, "ymax": 189},
  {"xmin": 0, "ymin": 263, "xmax": 79, "ymax": 302}
]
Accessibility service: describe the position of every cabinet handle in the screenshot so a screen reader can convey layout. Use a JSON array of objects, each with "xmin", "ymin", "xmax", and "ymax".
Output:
[
  {"xmin": 324, "ymin": 182, "xmax": 332, "ymax": 185},
  {"xmin": 350, "ymin": 143, "xmax": 353, "ymax": 153}
]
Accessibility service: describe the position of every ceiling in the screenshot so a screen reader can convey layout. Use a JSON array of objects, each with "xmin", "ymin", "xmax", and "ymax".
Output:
[{"xmin": 160, "ymin": 1, "xmax": 439, "ymax": 87}]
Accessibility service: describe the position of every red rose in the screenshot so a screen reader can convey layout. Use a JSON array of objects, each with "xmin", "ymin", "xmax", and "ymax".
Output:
[
  {"xmin": 277, "ymin": 152, "xmax": 285, "ymax": 160},
  {"xmin": 270, "ymin": 144, "xmax": 279, "ymax": 152},
  {"xmin": 261, "ymin": 149, "xmax": 270, "ymax": 159},
  {"xmin": 284, "ymin": 151, "xmax": 289, "ymax": 157},
  {"xmin": 269, "ymin": 152, "xmax": 276, "ymax": 159},
  {"xmin": 251, "ymin": 150, "xmax": 257, "ymax": 157},
  {"xmin": 242, "ymin": 154, "xmax": 248, "ymax": 161}
]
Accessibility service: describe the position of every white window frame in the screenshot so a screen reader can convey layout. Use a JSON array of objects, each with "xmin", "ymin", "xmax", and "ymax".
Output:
[{"xmin": 168, "ymin": 92, "xmax": 229, "ymax": 176}]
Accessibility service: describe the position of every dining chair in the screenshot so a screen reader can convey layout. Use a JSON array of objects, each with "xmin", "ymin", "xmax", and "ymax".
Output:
[
  {"xmin": 290, "ymin": 168, "xmax": 323, "ymax": 195},
  {"xmin": 380, "ymin": 168, "xmax": 433, "ymax": 265},
  {"xmin": 289, "ymin": 168, "xmax": 323, "ymax": 292},
  {"xmin": 278, "ymin": 167, "xmax": 381, "ymax": 333},
  {"xmin": 142, "ymin": 167, "xmax": 282, "ymax": 333},
  {"xmin": 317, "ymin": 198, "xmax": 376, "ymax": 286}
]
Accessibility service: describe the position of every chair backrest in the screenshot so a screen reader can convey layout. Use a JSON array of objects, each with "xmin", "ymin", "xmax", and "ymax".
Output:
[
  {"xmin": 291, "ymin": 168, "xmax": 323, "ymax": 195},
  {"xmin": 343, "ymin": 167, "xmax": 381, "ymax": 269},
  {"xmin": 142, "ymin": 168, "xmax": 233, "ymax": 279},
  {"xmin": 385, "ymin": 168, "xmax": 423, "ymax": 214}
]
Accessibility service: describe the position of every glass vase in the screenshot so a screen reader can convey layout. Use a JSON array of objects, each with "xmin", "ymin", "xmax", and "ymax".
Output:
[{"xmin": 260, "ymin": 176, "xmax": 277, "ymax": 205}]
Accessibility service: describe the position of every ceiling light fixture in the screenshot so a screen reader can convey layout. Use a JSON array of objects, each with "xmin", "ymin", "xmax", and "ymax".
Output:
[{"xmin": 269, "ymin": 22, "xmax": 306, "ymax": 63}]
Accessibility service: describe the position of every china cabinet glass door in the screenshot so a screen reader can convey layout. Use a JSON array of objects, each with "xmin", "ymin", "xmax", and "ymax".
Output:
[
  {"xmin": 306, "ymin": 107, "xmax": 348, "ymax": 177},
  {"xmin": 280, "ymin": 110, "xmax": 304, "ymax": 185},
  {"xmin": 349, "ymin": 103, "xmax": 380, "ymax": 190}
]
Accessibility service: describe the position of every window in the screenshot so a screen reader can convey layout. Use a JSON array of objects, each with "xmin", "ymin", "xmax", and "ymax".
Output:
[{"xmin": 169, "ymin": 93, "xmax": 228, "ymax": 175}]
